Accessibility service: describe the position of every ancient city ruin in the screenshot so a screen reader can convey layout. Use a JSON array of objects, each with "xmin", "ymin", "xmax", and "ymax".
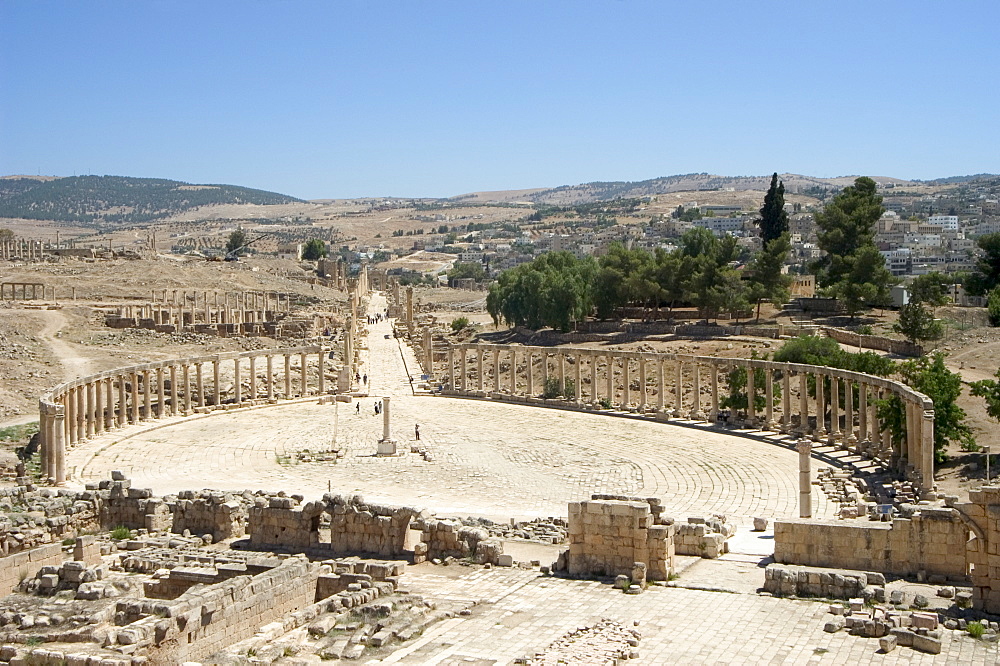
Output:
[{"xmin": 1, "ymin": 264, "xmax": 999, "ymax": 664}]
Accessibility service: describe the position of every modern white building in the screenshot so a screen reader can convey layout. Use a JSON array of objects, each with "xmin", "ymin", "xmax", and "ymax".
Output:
[{"xmin": 927, "ymin": 215, "xmax": 959, "ymax": 231}]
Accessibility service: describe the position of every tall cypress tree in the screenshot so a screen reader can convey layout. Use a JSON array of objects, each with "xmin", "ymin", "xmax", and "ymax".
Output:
[{"xmin": 757, "ymin": 172, "xmax": 789, "ymax": 245}]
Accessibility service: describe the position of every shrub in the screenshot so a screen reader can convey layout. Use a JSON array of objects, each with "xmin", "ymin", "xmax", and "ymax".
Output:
[
  {"xmin": 856, "ymin": 324, "xmax": 874, "ymax": 335},
  {"xmin": 451, "ymin": 317, "xmax": 470, "ymax": 332},
  {"xmin": 968, "ymin": 620, "xmax": 985, "ymax": 639},
  {"xmin": 542, "ymin": 377, "xmax": 563, "ymax": 399},
  {"xmin": 110, "ymin": 525, "xmax": 131, "ymax": 541}
]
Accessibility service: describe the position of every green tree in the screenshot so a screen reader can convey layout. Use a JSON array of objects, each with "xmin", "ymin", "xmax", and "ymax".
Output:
[
  {"xmin": 877, "ymin": 353, "xmax": 975, "ymax": 462},
  {"xmin": 988, "ymin": 287, "xmax": 1000, "ymax": 327},
  {"xmin": 966, "ymin": 233, "xmax": 1000, "ymax": 296},
  {"xmin": 592, "ymin": 243, "xmax": 653, "ymax": 319},
  {"xmin": 448, "ymin": 261, "xmax": 486, "ymax": 284},
  {"xmin": 812, "ymin": 177, "xmax": 894, "ymax": 318},
  {"xmin": 0, "ymin": 228, "xmax": 13, "ymax": 242},
  {"xmin": 756, "ymin": 172, "xmax": 789, "ymax": 245},
  {"xmin": 971, "ymin": 367, "xmax": 1000, "ymax": 423},
  {"xmin": 829, "ymin": 245, "xmax": 896, "ymax": 319},
  {"xmin": 301, "ymin": 239, "xmax": 327, "ymax": 261},
  {"xmin": 746, "ymin": 232, "xmax": 793, "ymax": 321},
  {"xmin": 225, "ymin": 226, "xmax": 248, "ymax": 255},
  {"xmin": 893, "ymin": 302, "xmax": 943, "ymax": 344},
  {"xmin": 907, "ymin": 271, "xmax": 949, "ymax": 307},
  {"xmin": 486, "ymin": 251, "xmax": 595, "ymax": 332}
]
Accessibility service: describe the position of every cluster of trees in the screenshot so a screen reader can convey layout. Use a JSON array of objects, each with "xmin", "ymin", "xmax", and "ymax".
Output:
[
  {"xmin": 812, "ymin": 177, "xmax": 896, "ymax": 318},
  {"xmin": 447, "ymin": 261, "xmax": 486, "ymax": 284},
  {"xmin": 487, "ymin": 175, "xmax": 797, "ymax": 332},
  {"xmin": 0, "ymin": 176, "xmax": 302, "ymax": 225}
]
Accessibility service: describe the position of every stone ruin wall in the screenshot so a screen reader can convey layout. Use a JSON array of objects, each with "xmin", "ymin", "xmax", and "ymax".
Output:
[
  {"xmin": 774, "ymin": 484, "xmax": 1000, "ymax": 615},
  {"xmin": 125, "ymin": 556, "xmax": 321, "ymax": 664},
  {"xmin": 773, "ymin": 509, "xmax": 968, "ymax": 580},
  {"xmin": 566, "ymin": 497, "xmax": 675, "ymax": 581}
]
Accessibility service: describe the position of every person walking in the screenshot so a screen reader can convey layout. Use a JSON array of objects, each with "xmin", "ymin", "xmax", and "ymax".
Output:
[
  {"xmin": 414, "ymin": 424, "xmax": 420, "ymax": 441},
  {"xmin": 356, "ymin": 402, "xmax": 360, "ymax": 415}
]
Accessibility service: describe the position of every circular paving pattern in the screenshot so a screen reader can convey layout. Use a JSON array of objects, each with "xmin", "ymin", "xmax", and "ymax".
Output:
[{"xmin": 65, "ymin": 295, "xmax": 835, "ymax": 525}]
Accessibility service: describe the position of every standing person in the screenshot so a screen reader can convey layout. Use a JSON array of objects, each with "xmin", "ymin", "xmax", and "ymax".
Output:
[
  {"xmin": 414, "ymin": 424, "xmax": 420, "ymax": 441},
  {"xmin": 356, "ymin": 402, "xmax": 360, "ymax": 415},
  {"xmin": 363, "ymin": 373, "xmax": 367, "ymax": 385}
]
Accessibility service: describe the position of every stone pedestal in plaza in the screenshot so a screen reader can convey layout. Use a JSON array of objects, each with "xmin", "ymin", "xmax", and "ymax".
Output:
[{"xmin": 377, "ymin": 396, "xmax": 397, "ymax": 456}]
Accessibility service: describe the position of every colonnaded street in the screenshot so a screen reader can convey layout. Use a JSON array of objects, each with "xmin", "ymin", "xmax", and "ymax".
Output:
[{"xmin": 66, "ymin": 294, "xmax": 835, "ymax": 525}]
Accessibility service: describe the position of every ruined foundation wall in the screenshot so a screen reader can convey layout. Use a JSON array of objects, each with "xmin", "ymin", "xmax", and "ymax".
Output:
[
  {"xmin": 0, "ymin": 543, "xmax": 65, "ymax": 597},
  {"xmin": 773, "ymin": 510, "xmax": 968, "ymax": 580},
  {"xmin": 133, "ymin": 557, "xmax": 320, "ymax": 663},
  {"xmin": 567, "ymin": 499, "xmax": 675, "ymax": 581},
  {"xmin": 327, "ymin": 494, "xmax": 418, "ymax": 557}
]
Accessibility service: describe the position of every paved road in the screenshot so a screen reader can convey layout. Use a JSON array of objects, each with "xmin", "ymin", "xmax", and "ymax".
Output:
[{"xmin": 68, "ymin": 293, "xmax": 835, "ymax": 525}]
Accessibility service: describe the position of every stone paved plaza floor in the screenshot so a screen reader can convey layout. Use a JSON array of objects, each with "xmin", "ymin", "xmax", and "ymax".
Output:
[
  {"xmin": 66, "ymin": 293, "xmax": 835, "ymax": 525},
  {"xmin": 380, "ymin": 565, "xmax": 998, "ymax": 664}
]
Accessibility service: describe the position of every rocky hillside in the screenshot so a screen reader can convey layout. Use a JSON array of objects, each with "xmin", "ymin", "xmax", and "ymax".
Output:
[{"xmin": 0, "ymin": 175, "xmax": 303, "ymax": 225}]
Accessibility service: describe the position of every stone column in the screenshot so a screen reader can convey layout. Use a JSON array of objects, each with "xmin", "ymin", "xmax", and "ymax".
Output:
[
  {"xmin": 247, "ymin": 356, "xmax": 256, "ymax": 400},
  {"xmin": 460, "ymin": 347, "xmax": 468, "ymax": 392},
  {"xmin": 574, "ymin": 352, "xmax": 582, "ymax": 403},
  {"xmin": 318, "ymin": 349, "xmax": 326, "ymax": 395},
  {"xmin": 657, "ymin": 359, "xmax": 665, "ymax": 412},
  {"xmin": 797, "ymin": 372, "xmax": 809, "ymax": 436},
  {"xmin": 477, "ymin": 345, "xmax": 484, "ymax": 393},
  {"xmin": 689, "ymin": 361, "xmax": 703, "ymax": 420},
  {"xmin": 605, "ymin": 355, "xmax": 614, "ymax": 407},
  {"xmin": 541, "ymin": 351, "xmax": 548, "ymax": 388},
  {"xmin": 234, "ymin": 358, "xmax": 244, "ymax": 405},
  {"xmin": 904, "ymin": 400, "xmax": 915, "ymax": 469},
  {"xmin": 167, "ymin": 366, "xmax": 177, "ymax": 416},
  {"xmin": 511, "ymin": 348, "xmax": 518, "ymax": 395},
  {"xmin": 85, "ymin": 382, "xmax": 95, "ymax": 437},
  {"xmin": 709, "ymin": 363, "xmax": 719, "ymax": 422},
  {"xmin": 196, "ymin": 362, "xmax": 205, "ymax": 408},
  {"xmin": 746, "ymin": 362, "xmax": 756, "ymax": 428},
  {"xmin": 920, "ymin": 406, "xmax": 935, "ymax": 494},
  {"xmin": 37, "ymin": 406, "xmax": 50, "ymax": 480},
  {"xmin": 97, "ymin": 377, "xmax": 108, "ymax": 430},
  {"xmin": 183, "ymin": 364, "xmax": 192, "ymax": 413},
  {"xmin": 623, "ymin": 357, "xmax": 631, "ymax": 408},
  {"xmin": 590, "ymin": 353, "xmax": 598, "ymax": 405},
  {"xmin": 142, "ymin": 370, "xmax": 152, "ymax": 420},
  {"xmin": 639, "ymin": 357, "xmax": 647, "ymax": 411},
  {"xmin": 765, "ymin": 368, "xmax": 776, "ymax": 430},
  {"xmin": 829, "ymin": 376, "xmax": 841, "ymax": 444},
  {"xmin": 673, "ymin": 360, "xmax": 683, "ymax": 417},
  {"xmin": 781, "ymin": 366, "xmax": 791, "ymax": 433},
  {"xmin": 299, "ymin": 352, "xmax": 308, "ymax": 396},
  {"xmin": 104, "ymin": 378, "xmax": 114, "ymax": 430},
  {"xmin": 859, "ymin": 383, "xmax": 870, "ymax": 451},
  {"xmin": 76, "ymin": 386, "xmax": 85, "ymax": 440},
  {"xmin": 378, "ymin": 396, "xmax": 397, "ymax": 455},
  {"xmin": 493, "ymin": 347, "xmax": 501, "ymax": 394},
  {"xmin": 558, "ymin": 352, "xmax": 566, "ymax": 396},
  {"xmin": 448, "ymin": 347, "xmax": 456, "ymax": 390},
  {"xmin": 117, "ymin": 376, "xmax": 127, "ymax": 427},
  {"xmin": 52, "ymin": 406, "xmax": 66, "ymax": 485},
  {"xmin": 798, "ymin": 439, "xmax": 813, "ymax": 518},
  {"xmin": 845, "ymin": 379, "xmax": 856, "ymax": 446},
  {"xmin": 266, "ymin": 355, "xmax": 274, "ymax": 400},
  {"xmin": 212, "ymin": 359, "xmax": 221, "ymax": 406},
  {"xmin": 814, "ymin": 374, "xmax": 826, "ymax": 441},
  {"xmin": 284, "ymin": 354, "xmax": 292, "ymax": 397},
  {"xmin": 130, "ymin": 372, "xmax": 140, "ymax": 423}
]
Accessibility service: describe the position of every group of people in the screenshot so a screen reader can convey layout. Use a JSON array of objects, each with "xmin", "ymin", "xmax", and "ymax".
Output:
[{"xmin": 366, "ymin": 311, "xmax": 388, "ymax": 325}]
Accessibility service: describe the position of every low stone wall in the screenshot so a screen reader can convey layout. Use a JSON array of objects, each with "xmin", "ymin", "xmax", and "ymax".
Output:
[
  {"xmin": 169, "ymin": 490, "xmax": 249, "ymax": 542},
  {"xmin": 127, "ymin": 556, "xmax": 321, "ymax": 663},
  {"xmin": 773, "ymin": 508, "xmax": 968, "ymax": 580},
  {"xmin": 566, "ymin": 498, "xmax": 675, "ymax": 581},
  {"xmin": 0, "ymin": 542, "xmax": 65, "ymax": 597},
  {"xmin": 821, "ymin": 327, "xmax": 923, "ymax": 357},
  {"xmin": 247, "ymin": 493, "xmax": 422, "ymax": 557},
  {"xmin": 763, "ymin": 563, "xmax": 885, "ymax": 598},
  {"xmin": 674, "ymin": 516, "xmax": 735, "ymax": 558}
]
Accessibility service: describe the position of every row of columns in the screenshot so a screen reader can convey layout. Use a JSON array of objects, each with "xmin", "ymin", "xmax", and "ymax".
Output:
[
  {"xmin": 1, "ymin": 282, "xmax": 52, "ymax": 300},
  {"xmin": 441, "ymin": 344, "xmax": 935, "ymax": 492},
  {"xmin": 38, "ymin": 347, "xmax": 330, "ymax": 485},
  {"xmin": 1, "ymin": 239, "xmax": 46, "ymax": 261}
]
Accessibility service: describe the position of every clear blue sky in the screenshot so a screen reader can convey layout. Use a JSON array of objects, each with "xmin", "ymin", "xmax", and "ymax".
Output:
[{"xmin": 2, "ymin": 1, "xmax": 998, "ymax": 199}]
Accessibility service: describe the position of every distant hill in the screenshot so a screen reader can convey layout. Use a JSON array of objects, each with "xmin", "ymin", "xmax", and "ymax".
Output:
[
  {"xmin": 505, "ymin": 173, "xmax": 926, "ymax": 206},
  {"xmin": 0, "ymin": 175, "xmax": 304, "ymax": 225}
]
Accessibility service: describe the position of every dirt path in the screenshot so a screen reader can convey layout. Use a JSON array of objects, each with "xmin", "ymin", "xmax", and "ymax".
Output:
[{"xmin": 0, "ymin": 309, "xmax": 99, "ymax": 428}]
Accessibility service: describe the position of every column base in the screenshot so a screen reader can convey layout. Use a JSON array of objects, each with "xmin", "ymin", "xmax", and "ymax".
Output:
[{"xmin": 377, "ymin": 439, "xmax": 398, "ymax": 456}]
